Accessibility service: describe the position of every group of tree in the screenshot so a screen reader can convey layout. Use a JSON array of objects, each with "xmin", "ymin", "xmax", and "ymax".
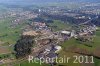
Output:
[
  {"xmin": 29, "ymin": 17, "xmax": 53, "ymax": 23},
  {"xmin": 14, "ymin": 35, "xmax": 34, "ymax": 59},
  {"xmin": 40, "ymin": 12, "xmax": 80, "ymax": 25}
]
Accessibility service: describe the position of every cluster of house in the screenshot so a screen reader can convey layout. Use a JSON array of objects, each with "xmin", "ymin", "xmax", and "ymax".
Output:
[
  {"xmin": 28, "ymin": 31, "xmax": 63, "ymax": 63},
  {"xmin": 59, "ymin": 25, "xmax": 98, "ymax": 40},
  {"xmin": 22, "ymin": 22, "xmax": 64, "ymax": 63},
  {"xmin": 78, "ymin": 25, "xmax": 97, "ymax": 36},
  {"xmin": 23, "ymin": 22, "xmax": 52, "ymax": 36},
  {"xmin": 32, "ymin": 22, "xmax": 48, "ymax": 30},
  {"xmin": 74, "ymin": 16, "xmax": 91, "ymax": 20},
  {"xmin": 36, "ymin": 45, "xmax": 62, "ymax": 63}
]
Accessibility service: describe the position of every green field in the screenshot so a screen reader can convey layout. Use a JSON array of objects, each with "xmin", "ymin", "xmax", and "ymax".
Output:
[
  {"xmin": 49, "ymin": 20, "xmax": 72, "ymax": 31},
  {"xmin": 0, "ymin": 17, "xmax": 26, "ymax": 45},
  {"xmin": 14, "ymin": 60, "xmax": 50, "ymax": 66}
]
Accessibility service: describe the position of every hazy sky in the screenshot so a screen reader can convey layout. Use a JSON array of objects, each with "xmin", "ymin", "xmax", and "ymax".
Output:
[
  {"xmin": 0, "ymin": 0, "xmax": 99, "ymax": 4},
  {"xmin": 0, "ymin": 0, "xmax": 97, "ymax": 2}
]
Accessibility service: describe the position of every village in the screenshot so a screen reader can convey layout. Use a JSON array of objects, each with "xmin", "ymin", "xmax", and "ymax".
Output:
[{"xmin": 22, "ymin": 20, "xmax": 98, "ymax": 63}]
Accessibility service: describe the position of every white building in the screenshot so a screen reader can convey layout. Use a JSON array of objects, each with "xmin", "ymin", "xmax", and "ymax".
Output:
[
  {"xmin": 61, "ymin": 31, "xmax": 70, "ymax": 35},
  {"xmin": 55, "ymin": 46, "xmax": 62, "ymax": 53}
]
